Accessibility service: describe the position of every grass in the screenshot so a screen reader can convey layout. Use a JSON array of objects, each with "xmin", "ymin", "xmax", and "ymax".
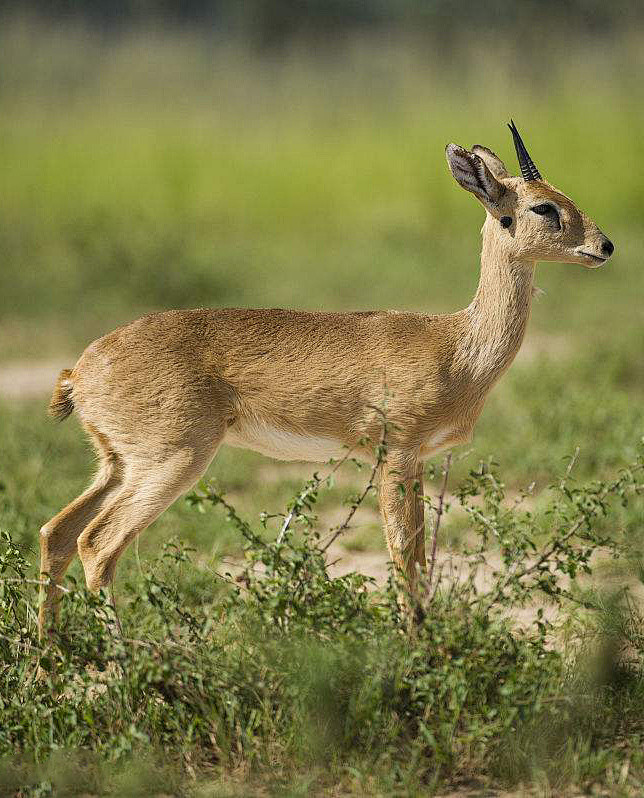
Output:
[
  {"xmin": 2, "ymin": 433, "xmax": 644, "ymax": 797},
  {"xmin": 1, "ymin": 18, "xmax": 644, "ymax": 796},
  {"xmin": 1, "ymin": 25, "xmax": 644, "ymax": 359}
]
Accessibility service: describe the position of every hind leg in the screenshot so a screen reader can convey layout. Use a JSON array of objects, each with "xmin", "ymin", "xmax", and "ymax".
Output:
[
  {"xmin": 38, "ymin": 426, "xmax": 122, "ymax": 638},
  {"xmin": 77, "ymin": 439, "xmax": 221, "ymax": 595}
]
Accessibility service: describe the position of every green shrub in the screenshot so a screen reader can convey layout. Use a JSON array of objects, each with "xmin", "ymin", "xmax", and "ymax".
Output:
[{"xmin": 1, "ymin": 442, "xmax": 643, "ymax": 795}]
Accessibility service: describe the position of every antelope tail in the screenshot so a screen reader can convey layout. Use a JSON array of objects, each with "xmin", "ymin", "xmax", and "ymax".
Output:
[{"xmin": 48, "ymin": 369, "xmax": 75, "ymax": 421}]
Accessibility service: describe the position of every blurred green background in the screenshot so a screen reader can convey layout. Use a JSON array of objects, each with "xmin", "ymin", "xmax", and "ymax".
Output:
[{"xmin": 0, "ymin": 2, "xmax": 643, "ymax": 565}]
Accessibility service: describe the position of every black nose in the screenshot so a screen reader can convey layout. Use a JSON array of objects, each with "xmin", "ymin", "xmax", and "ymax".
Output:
[{"xmin": 601, "ymin": 238, "xmax": 614, "ymax": 257}]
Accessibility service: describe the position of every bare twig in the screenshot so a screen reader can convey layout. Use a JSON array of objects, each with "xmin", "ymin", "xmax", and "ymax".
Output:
[
  {"xmin": 276, "ymin": 507, "xmax": 301, "ymax": 544},
  {"xmin": 511, "ymin": 481, "xmax": 536, "ymax": 509},
  {"xmin": 560, "ymin": 446, "xmax": 580, "ymax": 491},
  {"xmin": 276, "ymin": 446, "xmax": 355, "ymax": 544},
  {"xmin": 108, "ymin": 584, "xmax": 124, "ymax": 638},
  {"xmin": 320, "ymin": 426, "xmax": 388, "ymax": 554},
  {"xmin": 199, "ymin": 489, "xmax": 260, "ymax": 544},
  {"xmin": 203, "ymin": 564, "xmax": 249, "ymax": 589},
  {"xmin": 427, "ymin": 452, "xmax": 452, "ymax": 592},
  {"xmin": 0, "ymin": 577, "xmax": 70, "ymax": 594}
]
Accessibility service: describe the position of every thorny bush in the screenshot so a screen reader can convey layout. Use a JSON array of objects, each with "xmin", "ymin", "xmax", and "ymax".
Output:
[{"xmin": 1, "ymin": 440, "xmax": 644, "ymax": 794}]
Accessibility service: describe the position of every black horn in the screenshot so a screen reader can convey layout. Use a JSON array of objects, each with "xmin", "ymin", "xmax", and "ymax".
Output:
[{"xmin": 508, "ymin": 119, "xmax": 542, "ymax": 181}]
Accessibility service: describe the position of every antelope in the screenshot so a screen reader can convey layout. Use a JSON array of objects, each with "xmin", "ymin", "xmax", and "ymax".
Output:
[{"xmin": 38, "ymin": 122, "xmax": 614, "ymax": 636}]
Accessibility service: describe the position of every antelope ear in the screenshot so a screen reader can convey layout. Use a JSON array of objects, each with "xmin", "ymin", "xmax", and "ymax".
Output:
[
  {"xmin": 446, "ymin": 144, "xmax": 505, "ymax": 209},
  {"xmin": 472, "ymin": 145, "xmax": 510, "ymax": 179}
]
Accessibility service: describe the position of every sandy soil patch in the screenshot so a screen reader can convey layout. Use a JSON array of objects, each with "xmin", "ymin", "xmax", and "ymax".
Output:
[{"xmin": 0, "ymin": 359, "xmax": 70, "ymax": 399}]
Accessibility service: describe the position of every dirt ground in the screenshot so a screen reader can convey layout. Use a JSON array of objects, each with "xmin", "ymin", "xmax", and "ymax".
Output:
[{"xmin": 0, "ymin": 359, "xmax": 69, "ymax": 400}]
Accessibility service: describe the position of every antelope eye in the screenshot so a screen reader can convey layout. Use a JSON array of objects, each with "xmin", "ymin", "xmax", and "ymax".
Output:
[
  {"xmin": 530, "ymin": 202, "xmax": 561, "ymax": 230},
  {"xmin": 531, "ymin": 203, "xmax": 556, "ymax": 215}
]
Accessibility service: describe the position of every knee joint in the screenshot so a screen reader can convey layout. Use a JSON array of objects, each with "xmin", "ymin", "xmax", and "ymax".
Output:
[
  {"xmin": 77, "ymin": 531, "xmax": 94, "ymax": 561},
  {"xmin": 77, "ymin": 534, "xmax": 113, "ymax": 590}
]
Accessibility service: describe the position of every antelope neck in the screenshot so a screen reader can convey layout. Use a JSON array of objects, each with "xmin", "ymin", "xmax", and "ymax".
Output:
[{"xmin": 458, "ymin": 235, "xmax": 535, "ymax": 387}]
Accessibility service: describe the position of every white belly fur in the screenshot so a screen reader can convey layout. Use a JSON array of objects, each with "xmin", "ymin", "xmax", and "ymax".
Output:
[
  {"xmin": 225, "ymin": 421, "xmax": 348, "ymax": 463},
  {"xmin": 426, "ymin": 428, "xmax": 452, "ymax": 449},
  {"xmin": 419, "ymin": 427, "xmax": 460, "ymax": 460}
]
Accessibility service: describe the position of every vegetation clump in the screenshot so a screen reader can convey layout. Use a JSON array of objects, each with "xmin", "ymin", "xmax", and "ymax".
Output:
[{"xmin": 1, "ymin": 443, "xmax": 644, "ymax": 795}]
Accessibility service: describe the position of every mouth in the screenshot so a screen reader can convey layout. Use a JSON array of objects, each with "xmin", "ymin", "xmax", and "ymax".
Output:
[{"xmin": 577, "ymin": 250, "xmax": 608, "ymax": 266}]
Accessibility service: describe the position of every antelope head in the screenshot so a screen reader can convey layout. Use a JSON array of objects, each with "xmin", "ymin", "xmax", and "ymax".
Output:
[{"xmin": 445, "ymin": 121, "xmax": 614, "ymax": 268}]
